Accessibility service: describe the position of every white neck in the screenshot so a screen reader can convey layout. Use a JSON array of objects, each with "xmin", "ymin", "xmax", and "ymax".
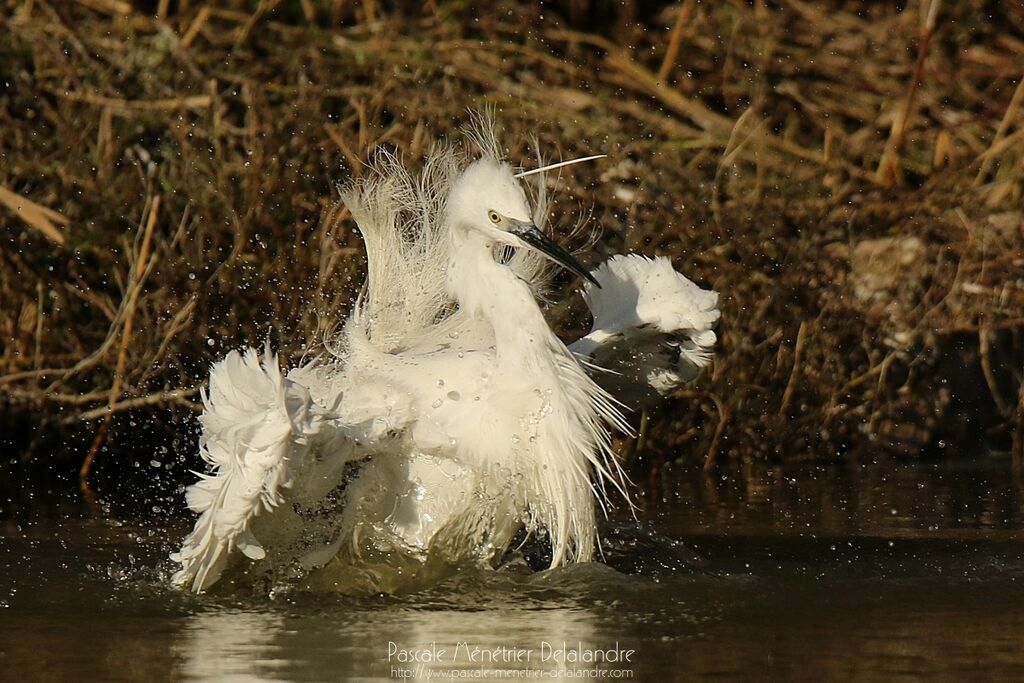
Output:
[
  {"xmin": 444, "ymin": 225, "xmax": 629, "ymax": 567},
  {"xmin": 446, "ymin": 228, "xmax": 559, "ymax": 371}
]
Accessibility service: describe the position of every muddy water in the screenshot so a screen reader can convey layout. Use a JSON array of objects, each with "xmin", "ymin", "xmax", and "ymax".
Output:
[{"xmin": 2, "ymin": 457, "xmax": 1023, "ymax": 681}]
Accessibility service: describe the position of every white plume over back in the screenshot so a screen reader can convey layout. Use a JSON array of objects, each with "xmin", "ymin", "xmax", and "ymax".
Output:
[
  {"xmin": 570, "ymin": 254, "xmax": 720, "ymax": 408},
  {"xmin": 339, "ymin": 124, "xmax": 553, "ymax": 355},
  {"xmin": 339, "ymin": 147, "xmax": 457, "ymax": 353}
]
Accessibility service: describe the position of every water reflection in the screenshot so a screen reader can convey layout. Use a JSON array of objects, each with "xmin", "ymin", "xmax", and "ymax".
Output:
[
  {"xmin": 657, "ymin": 457, "xmax": 1024, "ymax": 539},
  {"xmin": 172, "ymin": 594, "xmax": 613, "ymax": 682},
  {"xmin": 176, "ymin": 610, "xmax": 288, "ymax": 683},
  {"xmin": 361, "ymin": 604, "xmax": 604, "ymax": 682},
  {"xmin": 4, "ymin": 458, "xmax": 1024, "ymax": 681}
]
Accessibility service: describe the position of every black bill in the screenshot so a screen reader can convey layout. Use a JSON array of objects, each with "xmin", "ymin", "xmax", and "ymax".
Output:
[{"xmin": 509, "ymin": 220, "xmax": 601, "ymax": 289}]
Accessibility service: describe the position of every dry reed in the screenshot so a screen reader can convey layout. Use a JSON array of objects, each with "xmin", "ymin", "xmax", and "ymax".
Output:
[{"xmin": 1, "ymin": 0, "xmax": 1022, "ymax": 489}]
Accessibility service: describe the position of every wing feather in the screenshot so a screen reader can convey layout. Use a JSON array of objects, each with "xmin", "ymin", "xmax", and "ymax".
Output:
[
  {"xmin": 569, "ymin": 254, "xmax": 720, "ymax": 408},
  {"xmin": 170, "ymin": 345, "xmax": 328, "ymax": 592}
]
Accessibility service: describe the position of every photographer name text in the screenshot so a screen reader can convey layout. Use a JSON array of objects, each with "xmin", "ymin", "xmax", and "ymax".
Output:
[{"xmin": 388, "ymin": 641, "xmax": 636, "ymax": 665}]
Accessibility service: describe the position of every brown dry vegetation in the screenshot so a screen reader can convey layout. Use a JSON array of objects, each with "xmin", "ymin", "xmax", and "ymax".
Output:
[{"xmin": 1, "ymin": 0, "xmax": 1023, "ymax": 492}]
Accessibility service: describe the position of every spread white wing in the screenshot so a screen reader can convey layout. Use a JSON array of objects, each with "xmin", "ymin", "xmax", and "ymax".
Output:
[
  {"xmin": 569, "ymin": 254, "xmax": 720, "ymax": 409},
  {"xmin": 169, "ymin": 344, "xmax": 410, "ymax": 592}
]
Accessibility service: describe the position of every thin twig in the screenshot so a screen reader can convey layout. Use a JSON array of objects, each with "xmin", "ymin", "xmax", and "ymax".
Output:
[
  {"xmin": 979, "ymin": 326, "xmax": 1011, "ymax": 416},
  {"xmin": 779, "ymin": 321, "xmax": 808, "ymax": 417},
  {"xmin": 80, "ymin": 195, "xmax": 161, "ymax": 487},
  {"xmin": 53, "ymin": 90, "xmax": 212, "ymax": 111},
  {"xmin": 0, "ymin": 185, "xmax": 68, "ymax": 245},
  {"xmin": 73, "ymin": 0, "xmax": 132, "ymax": 16},
  {"xmin": 703, "ymin": 394, "xmax": 729, "ymax": 472},
  {"xmin": 324, "ymin": 124, "xmax": 365, "ymax": 176},
  {"xmin": 72, "ymin": 388, "xmax": 200, "ymax": 423},
  {"xmin": 234, "ymin": 0, "xmax": 283, "ymax": 50},
  {"xmin": 875, "ymin": 0, "xmax": 941, "ymax": 185},
  {"xmin": 33, "ymin": 282, "xmax": 44, "ymax": 369},
  {"xmin": 181, "ymin": 6, "xmax": 211, "ymax": 49},
  {"xmin": 974, "ymin": 73, "xmax": 1024, "ymax": 187},
  {"xmin": 657, "ymin": 0, "xmax": 696, "ymax": 82},
  {"xmin": 605, "ymin": 50, "xmax": 731, "ymax": 133},
  {"xmin": 603, "ymin": 48, "xmax": 878, "ymax": 183},
  {"xmin": 362, "ymin": 0, "xmax": 377, "ymax": 22}
]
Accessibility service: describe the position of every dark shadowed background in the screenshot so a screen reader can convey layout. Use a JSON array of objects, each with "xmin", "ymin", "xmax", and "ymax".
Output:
[{"xmin": 1, "ymin": 0, "xmax": 1023, "ymax": 507}]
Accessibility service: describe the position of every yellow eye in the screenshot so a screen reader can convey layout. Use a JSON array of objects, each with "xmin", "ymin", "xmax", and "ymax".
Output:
[{"xmin": 487, "ymin": 211, "xmax": 501, "ymax": 224}]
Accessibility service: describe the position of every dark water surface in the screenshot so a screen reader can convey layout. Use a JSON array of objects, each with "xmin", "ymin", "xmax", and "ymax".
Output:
[{"xmin": 3, "ymin": 457, "xmax": 1024, "ymax": 682}]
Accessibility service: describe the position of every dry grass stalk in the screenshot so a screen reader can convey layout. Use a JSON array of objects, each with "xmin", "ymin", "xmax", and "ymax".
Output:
[
  {"xmin": 363, "ymin": 0, "xmax": 377, "ymax": 23},
  {"xmin": 1, "ymin": 1, "xmax": 1021, "ymax": 478},
  {"xmin": 657, "ymin": 0, "xmax": 696, "ymax": 82},
  {"xmin": 73, "ymin": 0, "xmax": 132, "ymax": 16},
  {"xmin": 79, "ymin": 196, "xmax": 161, "ymax": 486},
  {"xmin": 180, "ymin": 6, "xmax": 211, "ymax": 48},
  {"xmin": 875, "ymin": 0, "xmax": 942, "ymax": 185},
  {"xmin": 324, "ymin": 124, "xmax": 365, "ymax": 176},
  {"xmin": 974, "ymin": 73, "xmax": 1024, "ymax": 186},
  {"xmin": 32, "ymin": 282, "xmax": 44, "ymax": 369},
  {"xmin": 605, "ymin": 50, "xmax": 730, "ymax": 133},
  {"xmin": 72, "ymin": 389, "xmax": 199, "ymax": 424},
  {"xmin": 235, "ymin": 0, "xmax": 283, "ymax": 49},
  {"xmin": 0, "ymin": 185, "xmax": 67, "ymax": 245},
  {"xmin": 979, "ymin": 325, "xmax": 1012, "ymax": 416},
  {"xmin": 779, "ymin": 321, "xmax": 809, "ymax": 418},
  {"xmin": 54, "ymin": 91, "xmax": 212, "ymax": 111},
  {"xmin": 703, "ymin": 394, "xmax": 729, "ymax": 472}
]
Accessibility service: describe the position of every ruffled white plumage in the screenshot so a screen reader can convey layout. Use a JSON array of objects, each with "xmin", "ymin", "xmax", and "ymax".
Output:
[
  {"xmin": 570, "ymin": 254, "xmax": 720, "ymax": 408},
  {"xmin": 171, "ymin": 130, "xmax": 720, "ymax": 594},
  {"xmin": 170, "ymin": 345, "xmax": 327, "ymax": 591}
]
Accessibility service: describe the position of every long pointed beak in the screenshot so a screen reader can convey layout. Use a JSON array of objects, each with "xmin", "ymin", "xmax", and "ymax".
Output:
[{"xmin": 508, "ymin": 220, "xmax": 600, "ymax": 288}]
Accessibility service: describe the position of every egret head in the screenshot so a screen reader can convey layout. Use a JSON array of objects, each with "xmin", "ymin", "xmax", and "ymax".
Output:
[{"xmin": 447, "ymin": 157, "xmax": 599, "ymax": 287}]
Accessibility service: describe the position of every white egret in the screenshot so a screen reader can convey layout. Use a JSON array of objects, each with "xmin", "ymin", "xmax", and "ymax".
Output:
[{"xmin": 170, "ymin": 126, "xmax": 720, "ymax": 592}]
